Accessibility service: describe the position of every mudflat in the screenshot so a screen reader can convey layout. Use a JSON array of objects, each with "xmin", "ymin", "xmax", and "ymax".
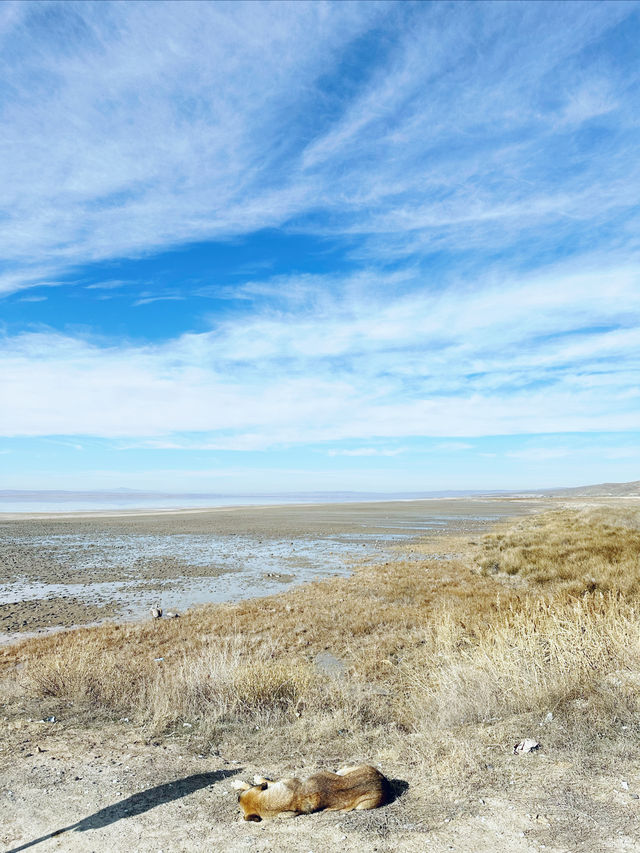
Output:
[{"xmin": 0, "ymin": 498, "xmax": 541, "ymax": 637}]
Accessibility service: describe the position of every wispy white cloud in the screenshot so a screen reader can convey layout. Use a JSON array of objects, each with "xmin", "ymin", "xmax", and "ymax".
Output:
[
  {"xmin": 0, "ymin": 1, "xmax": 378, "ymax": 293},
  {"xmin": 2, "ymin": 0, "xmax": 639, "ymax": 490},
  {"xmin": 133, "ymin": 294, "xmax": 185, "ymax": 307},
  {"xmin": 0, "ymin": 1, "xmax": 638, "ymax": 294},
  {"xmin": 601, "ymin": 446, "xmax": 640, "ymax": 460},
  {"xmin": 86, "ymin": 280, "xmax": 128, "ymax": 290},
  {"xmin": 327, "ymin": 447, "xmax": 407, "ymax": 457},
  {"xmin": 2, "ymin": 258, "xmax": 639, "ymax": 445},
  {"xmin": 506, "ymin": 447, "xmax": 573, "ymax": 461}
]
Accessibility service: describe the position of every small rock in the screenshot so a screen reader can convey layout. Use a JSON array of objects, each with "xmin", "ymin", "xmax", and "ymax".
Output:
[
  {"xmin": 154, "ymin": 657, "xmax": 164, "ymax": 662},
  {"xmin": 150, "ymin": 607, "xmax": 162, "ymax": 619},
  {"xmin": 514, "ymin": 738, "xmax": 540, "ymax": 755},
  {"xmin": 621, "ymin": 780, "xmax": 629, "ymax": 790},
  {"xmin": 630, "ymin": 794, "xmax": 639, "ymax": 800},
  {"xmin": 165, "ymin": 611, "xmax": 180, "ymax": 618}
]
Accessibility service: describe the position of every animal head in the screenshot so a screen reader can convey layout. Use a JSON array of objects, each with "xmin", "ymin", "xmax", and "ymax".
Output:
[{"xmin": 231, "ymin": 779, "xmax": 267, "ymax": 821}]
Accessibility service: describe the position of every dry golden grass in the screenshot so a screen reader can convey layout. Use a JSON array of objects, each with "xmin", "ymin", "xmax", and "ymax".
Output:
[
  {"xmin": 476, "ymin": 506, "xmax": 640, "ymax": 595},
  {"xmin": 3, "ymin": 503, "xmax": 640, "ymax": 788},
  {"xmin": 400, "ymin": 595, "xmax": 640, "ymax": 729}
]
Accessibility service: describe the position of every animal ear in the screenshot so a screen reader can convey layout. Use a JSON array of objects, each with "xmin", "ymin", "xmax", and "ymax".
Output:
[{"xmin": 231, "ymin": 779, "xmax": 252, "ymax": 791}]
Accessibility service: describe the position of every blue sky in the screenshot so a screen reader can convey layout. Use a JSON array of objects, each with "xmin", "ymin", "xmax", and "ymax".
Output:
[{"xmin": 1, "ymin": 0, "xmax": 639, "ymax": 492}]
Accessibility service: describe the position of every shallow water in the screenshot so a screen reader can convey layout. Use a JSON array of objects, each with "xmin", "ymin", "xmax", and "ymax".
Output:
[
  {"xmin": 0, "ymin": 499, "xmax": 541, "ymax": 638},
  {"xmin": 0, "ymin": 489, "xmax": 487, "ymax": 515},
  {"xmin": 0, "ymin": 531, "xmax": 384, "ymax": 618}
]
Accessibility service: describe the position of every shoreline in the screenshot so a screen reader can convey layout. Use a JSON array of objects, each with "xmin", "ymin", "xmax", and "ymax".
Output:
[
  {"xmin": 0, "ymin": 497, "xmax": 543, "ymax": 642},
  {"xmin": 0, "ymin": 493, "xmax": 545, "ymax": 521}
]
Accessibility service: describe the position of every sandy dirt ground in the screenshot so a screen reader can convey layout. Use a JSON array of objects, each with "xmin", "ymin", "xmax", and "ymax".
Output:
[{"xmin": 2, "ymin": 711, "xmax": 639, "ymax": 853}]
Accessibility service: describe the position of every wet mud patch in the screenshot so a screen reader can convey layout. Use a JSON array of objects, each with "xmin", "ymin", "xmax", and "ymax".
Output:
[
  {"xmin": 0, "ymin": 499, "xmax": 541, "ymax": 640},
  {"xmin": 130, "ymin": 556, "xmax": 241, "ymax": 580},
  {"xmin": 0, "ymin": 596, "xmax": 121, "ymax": 633}
]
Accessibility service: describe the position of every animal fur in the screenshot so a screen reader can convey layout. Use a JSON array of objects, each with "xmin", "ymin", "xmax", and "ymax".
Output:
[{"xmin": 232, "ymin": 764, "xmax": 390, "ymax": 821}]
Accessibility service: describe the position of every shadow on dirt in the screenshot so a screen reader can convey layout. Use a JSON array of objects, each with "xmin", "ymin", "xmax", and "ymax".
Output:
[
  {"xmin": 5, "ymin": 769, "xmax": 241, "ymax": 852},
  {"xmin": 387, "ymin": 777, "xmax": 409, "ymax": 804}
]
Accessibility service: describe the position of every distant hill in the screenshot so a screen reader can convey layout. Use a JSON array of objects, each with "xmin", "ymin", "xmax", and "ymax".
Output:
[{"xmin": 535, "ymin": 480, "xmax": 640, "ymax": 497}]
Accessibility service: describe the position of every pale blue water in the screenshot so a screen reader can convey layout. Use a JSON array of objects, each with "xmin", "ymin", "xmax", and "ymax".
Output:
[
  {"xmin": 0, "ymin": 490, "xmax": 483, "ymax": 514},
  {"xmin": 0, "ymin": 494, "xmax": 522, "ymax": 640}
]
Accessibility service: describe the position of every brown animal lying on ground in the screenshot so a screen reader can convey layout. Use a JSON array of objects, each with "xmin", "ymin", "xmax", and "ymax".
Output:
[{"xmin": 232, "ymin": 764, "xmax": 390, "ymax": 821}]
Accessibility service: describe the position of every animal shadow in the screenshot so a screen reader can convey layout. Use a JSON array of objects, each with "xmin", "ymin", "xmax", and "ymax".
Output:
[
  {"xmin": 386, "ymin": 777, "xmax": 409, "ymax": 805},
  {"xmin": 5, "ymin": 768, "xmax": 240, "ymax": 852}
]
